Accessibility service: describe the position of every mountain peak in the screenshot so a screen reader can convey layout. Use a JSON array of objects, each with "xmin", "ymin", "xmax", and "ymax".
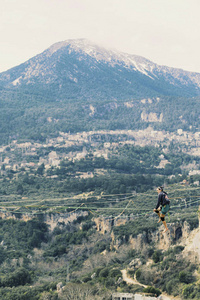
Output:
[
  {"xmin": 46, "ymin": 38, "xmax": 154, "ymax": 77},
  {"xmin": 1, "ymin": 38, "xmax": 200, "ymax": 99},
  {"xmin": 46, "ymin": 38, "xmax": 124, "ymax": 62},
  {"xmin": 47, "ymin": 38, "xmax": 93, "ymax": 55}
]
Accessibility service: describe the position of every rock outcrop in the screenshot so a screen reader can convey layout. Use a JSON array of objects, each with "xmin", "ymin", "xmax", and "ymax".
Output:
[
  {"xmin": 181, "ymin": 206, "xmax": 200, "ymax": 262},
  {"xmin": 0, "ymin": 210, "xmax": 88, "ymax": 231},
  {"xmin": 93, "ymin": 215, "xmax": 135, "ymax": 234},
  {"xmin": 94, "ymin": 212, "xmax": 200, "ymax": 256},
  {"xmin": 1, "ymin": 206, "xmax": 199, "ymax": 260}
]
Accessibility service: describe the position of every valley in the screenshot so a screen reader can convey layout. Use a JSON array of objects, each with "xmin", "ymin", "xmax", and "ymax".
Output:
[{"xmin": 0, "ymin": 39, "xmax": 200, "ymax": 299}]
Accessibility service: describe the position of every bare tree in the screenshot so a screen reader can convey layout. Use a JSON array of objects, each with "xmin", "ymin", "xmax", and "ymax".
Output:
[{"xmin": 58, "ymin": 283, "xmax": 111, "ymax": 300}]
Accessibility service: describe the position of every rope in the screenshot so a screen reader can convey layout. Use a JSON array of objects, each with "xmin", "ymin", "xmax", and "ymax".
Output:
[{"xmin": 0, "ymin": 190, "xmax": 199, "ymax": 219}]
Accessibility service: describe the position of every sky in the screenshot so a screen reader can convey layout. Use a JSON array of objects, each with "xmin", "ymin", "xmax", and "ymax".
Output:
[{"xmin": 1, "ymin": 0, "xmax": 200, "ymax": 73}]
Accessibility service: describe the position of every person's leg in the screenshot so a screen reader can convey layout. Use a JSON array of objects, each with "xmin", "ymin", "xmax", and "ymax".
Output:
[
  {"xmin": 160, "ymin": 213, "xmax": 169, "ymax": 232},
  {"xmin": 154, "ymin": 207, "xmax": 161, "ymax": 222}
]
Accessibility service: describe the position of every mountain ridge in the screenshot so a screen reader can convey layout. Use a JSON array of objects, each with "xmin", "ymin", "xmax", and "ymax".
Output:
[{"xmin": 1, "ymin": 38, "xmax": 200, "ymax": 99}]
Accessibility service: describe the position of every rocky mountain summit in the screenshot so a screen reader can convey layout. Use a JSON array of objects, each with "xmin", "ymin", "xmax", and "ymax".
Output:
[{"xmin": 1, "ymin": 39, "xmax": 200, "ymax": 99}]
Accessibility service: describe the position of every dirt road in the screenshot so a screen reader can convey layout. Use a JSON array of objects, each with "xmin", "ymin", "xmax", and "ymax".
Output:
[
  {"xmin": 121, "ymin": 269, "xmax": 180, "ymax": 300},
  {"xmin": 121, "ymin": 269, "xmax": 147, "ymax": 287}
]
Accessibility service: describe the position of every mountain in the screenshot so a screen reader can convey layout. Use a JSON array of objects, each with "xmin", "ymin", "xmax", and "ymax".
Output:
[
  {"xmin": 0, "ymin": 38, "xmax": 200, "ymax": 145},
  {"xmin": 1, "ymin": 38, "xmax": 200, "ymax": 99}
]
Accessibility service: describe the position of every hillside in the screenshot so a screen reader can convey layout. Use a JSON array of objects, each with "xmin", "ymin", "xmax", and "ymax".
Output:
[
  {"xmin": 0, "ymin": 91, "xmax": 200, "ymax": 146},
  {"xmin": 0, "ymin": 199, "xmax": 199, "ymax": 299}
]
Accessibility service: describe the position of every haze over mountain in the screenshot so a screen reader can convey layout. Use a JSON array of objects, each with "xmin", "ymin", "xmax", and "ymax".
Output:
[{"xmin": 1, "ymin": 38, "xmax": 200, "ymax": 99}]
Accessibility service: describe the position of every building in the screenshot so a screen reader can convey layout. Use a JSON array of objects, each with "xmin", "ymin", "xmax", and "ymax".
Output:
[
  {"xmin": 112, "ymin": 293, "xmax": 134, "ymax": 300},
  {"xmin": 112, "ymin": 293, "xmax": 158, "ymax": 300},
  {"xmin": 134, "ymin": 295, "xmax": 158, "ymax": 300}
]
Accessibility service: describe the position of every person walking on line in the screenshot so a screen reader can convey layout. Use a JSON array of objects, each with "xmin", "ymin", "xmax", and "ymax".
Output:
[{"xmin": 153, "ymin": 186, "xmax": 170, "ymax": 233}]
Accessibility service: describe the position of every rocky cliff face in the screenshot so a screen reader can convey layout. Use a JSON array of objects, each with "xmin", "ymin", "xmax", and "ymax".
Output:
[
  {"xmin": 1, "ymin": 208, "xmax": 199, "ymax": 261},
  {"xmin": 93, "ymin": 216, "xmax": 131, "ymax": 234},
  {"xmin": 0, "ymin": 210, "xmax": 88, "ymax": 231},
  {"xmin": 181, "ymin": 206, "xmax": 200, "ymax": 262},
  {"xmin": 94, "ymin": 211, "xmax": 200, "ymax": 260},
  {"xmin": 110, "ymin": 221, "xmax": 192, "ymax": 252}
]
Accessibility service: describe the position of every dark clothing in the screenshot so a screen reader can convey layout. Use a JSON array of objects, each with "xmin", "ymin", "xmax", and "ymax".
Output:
[
  {"xmin": 155, "ymin": 192, "xmax": 170, "ymax": 210},
  {"xmin": 161, "ymin": 204, "xmax": 170, "ymax": 215}
]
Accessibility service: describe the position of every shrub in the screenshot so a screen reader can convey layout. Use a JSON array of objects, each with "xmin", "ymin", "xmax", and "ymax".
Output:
[
  {"xmin": 81, "ymin": 275, "xmax": 91, "ymax": 283},
  {"xmin": 92, "ymin": 241, "xmax": 108, "ymax": 254},
  {"xmin": 135, "ymin": 269, "xmax": 142, "ymax": 281},
  {"xmin": 179, "ymin": 271, "xmax": 195, "ymax": 284},
  {"xmin": 109, "ymin": 268, "xmax": 122, "ymax": 280},
  {"xmin": 127, "ymin": 269, "xmax": 135, "ymax": 278},
  {"xmin": 152, "ymin": 250, "xmax": 163, "ymax": 263},
  {"xmin": 182, "ymin": 284, "xmax": 195, "ymax": 299},
  {"xmin": 165, "ymin": 279, "xmax": 179, "ymax": 295},
  {"xmin": 165, "ymin": 245, "xmax": 184, "ymax": 256},
  {"xmin": 0, "ymin": 268, "xmax": 31, "ymax": 287},
  {"xmin": 99, "ymin": 267, "xmax": 110, "ymax": 278},
  {"xmin": 143, "ymin": 286, "xmax": 161, "ymax": 296}
]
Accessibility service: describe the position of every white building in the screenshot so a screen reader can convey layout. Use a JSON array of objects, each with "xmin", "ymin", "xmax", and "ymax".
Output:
[
  {"xmin": 112, "ymin": 293, "xmax": 134, "ymax": 300},
  {"xmin": 134, "ymin": 295, "xmax": 158, "ymax": 300},
  {"xmin": 112, "ymin": 294, "xmax": 158, "ymax": 300}
]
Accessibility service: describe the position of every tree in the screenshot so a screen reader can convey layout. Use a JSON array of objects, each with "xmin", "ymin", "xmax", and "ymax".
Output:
[
  {"xmin": 152, "ymin": 250, "xmax": 163, "ymax": 263},
  {"xmin": 59, "ymin": 283, "xmax": 94, "ymax": 300},
  {"xmin": 17, "ymin": 184, "xmax": 24, "ymax": 195},
  {"xmin": 179, "ymin": 271, "xmax": 195, "ymax": 284},
  {"xmin": 143, "ymin": 286, "xmax": 161, "ymax": 296},
  {"xmin": 36, "ymin": 163, "xmax": 45, "ymax": 176},
  {"xmin": 1, "ymin": 268, "xmax": 31, "ymax": 287}
]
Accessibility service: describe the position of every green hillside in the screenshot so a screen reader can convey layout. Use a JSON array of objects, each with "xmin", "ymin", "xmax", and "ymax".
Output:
[
  {"xmin": 1, "ymin": 87, "xmax": 200, "ymax": 145},
  {"xmin": 0, "ymin": 187, "xmax": 199, "ymax": 299}
]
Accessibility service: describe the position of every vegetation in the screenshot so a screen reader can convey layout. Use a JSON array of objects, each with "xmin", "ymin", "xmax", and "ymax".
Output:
[
  {"xmin": 1, "ymin": 87, "xmax": 200, "ymax": 145},
  {"xmin": 1, "ymin": 45, "xmax": 200, "ymax": 299},
  {"xmin": 1, "ymin": 91, "xmax": 200, "ymax": 298},
  {"xmin": 0, "ymin": 197, "xmax": 198, "ymax": 299}
]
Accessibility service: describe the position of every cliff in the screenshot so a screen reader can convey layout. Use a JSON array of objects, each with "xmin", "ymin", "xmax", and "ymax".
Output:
[
  {"xmin": 0, "ymin": 210, "xmax": 88, "ymax": 231},
  {"xmin": 94, "ymin": 210, "xmax": 200, "ymax": 260},
  {"xmin": 181, "ymin": 206, "xmax": 200, "ymax": 262},
  {"xmin": 1, "ymin": 207, "xmax": 199, "ymax": 261}
]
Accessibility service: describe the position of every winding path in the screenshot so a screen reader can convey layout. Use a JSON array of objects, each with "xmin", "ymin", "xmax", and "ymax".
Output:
[
  {"xmin": 121, "ymin": 269, "xmax": 180, "ymax": 300},
  {"xmin": 121, "ymin": 269, "xmax": 147, "ymax": 287}
]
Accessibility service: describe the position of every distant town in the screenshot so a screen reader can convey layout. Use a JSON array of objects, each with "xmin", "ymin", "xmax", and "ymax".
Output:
[{"xmin": 1, "ymin": 127, "xmax": 200, "ymax": 177}]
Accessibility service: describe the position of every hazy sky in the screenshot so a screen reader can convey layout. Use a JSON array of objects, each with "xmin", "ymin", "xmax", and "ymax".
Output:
[{"xmin": 1, "ymin": 0, "xmax": 200, "ymax": 73}]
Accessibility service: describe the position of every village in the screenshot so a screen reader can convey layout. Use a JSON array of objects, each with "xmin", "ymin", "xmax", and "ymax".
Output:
[{"xmin": 1, "ymin": 127, "xmax": 200, "ymax": 178}]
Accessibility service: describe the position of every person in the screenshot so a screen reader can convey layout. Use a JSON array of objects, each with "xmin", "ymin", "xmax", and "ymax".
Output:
[{"xmin": 153, "ymin": 186, "xmax": 170, "ymax": 233}]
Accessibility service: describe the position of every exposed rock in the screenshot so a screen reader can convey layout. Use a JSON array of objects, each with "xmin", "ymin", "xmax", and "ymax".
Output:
[
  {"xmin": 141, "ymin": 112, "xmax": 163, "ymax": 123},
  {"xmin": 110, "ymin": 220, "xmax": 194, "ymax": 252},
  {"xmin": 0, "ymin": 210, "xmax": 88, "ymax": 231},
  {"xmin": 0, "ymin": 212, "xmax": 32, "ymax": 222},
  {"xmin": 93, "ymin": 215, "xmax": 133, "ymax": 234},
  {"xmin": 182, "ymin": 208, "xmax": 200, "ymax": 262},
  {"xmin": 44, "ymin": 211, "xmax": 88, "ymax": 231},
  {"xmin": 94, "ymin": 216, "xmax": 113, "ymax": 234},
  {"xmin": 129, "ymin": 258, "xmax": 143, "ymax": 268},
  {"xmin": 91, "ymin": 272, "xmax": 96, "ymax": 279},
  {"xmin": 56, "ymin": 282, "xmax": 63, "ymax": 292},
  {"xmin": 0, "ymin": 206, "xmax": 199, "ymax": 262}
]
